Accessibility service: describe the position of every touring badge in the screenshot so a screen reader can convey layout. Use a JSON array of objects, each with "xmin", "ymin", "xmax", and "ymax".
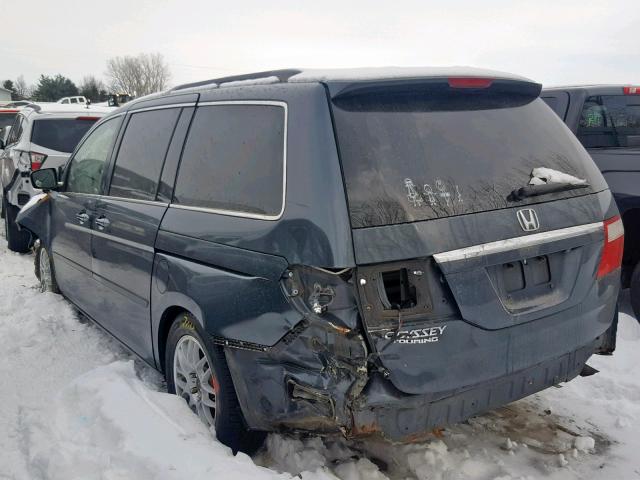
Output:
[{"xmin": 384, "ymin": 325, "xmax": 447, "ymax": 344}]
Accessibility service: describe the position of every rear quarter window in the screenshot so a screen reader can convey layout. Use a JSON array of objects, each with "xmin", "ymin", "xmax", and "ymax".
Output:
[
  {"xmin": 173, "ymin": 103, "xmax": 286, "ymax": 217},
  {"xmin": 541, "ymin": 92, "xmax": 569, "ymax": 119},
  {"xmin": 7, "ymin": 116, "xmax": 25, "ymax": 145},
  {"xmin": 578, "ymin": 95, "xmax": 640, "ymax": 148}
]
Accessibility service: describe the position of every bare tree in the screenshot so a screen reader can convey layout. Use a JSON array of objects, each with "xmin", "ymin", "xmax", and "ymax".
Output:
[
  {"xmin": 105, "ymin": 53, "xmax": 171, "ymax": 97},
  {"xmin": 79, "ymin": 75, "xmax": 107, "ymax": 102},
  {"xmin": 14, "ymin": 75, "xmax": 31, "ymax": 99}
]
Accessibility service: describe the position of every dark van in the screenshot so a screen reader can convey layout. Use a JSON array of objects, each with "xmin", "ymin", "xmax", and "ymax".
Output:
[
  {"xmin": 20, "ymin": 68, "xmax": 622, "ymax": 453},
  {"xmin": 542, "ymin": 85, "xmax": 640, "ymax": 318}
]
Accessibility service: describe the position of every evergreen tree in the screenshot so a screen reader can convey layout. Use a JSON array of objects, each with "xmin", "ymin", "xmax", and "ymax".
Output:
[
  {"xmin": 2, "ymin": 79, "xmax": 15, "ymax": 97},
  {"xmin": 32, "ymin": 75, "xmax": 78, "ymax": 102}
]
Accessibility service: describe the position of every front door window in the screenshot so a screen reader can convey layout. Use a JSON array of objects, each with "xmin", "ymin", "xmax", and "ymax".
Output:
[{"xmin": 66, "ymin": 117, "xmax": 122, "ymax": 195}]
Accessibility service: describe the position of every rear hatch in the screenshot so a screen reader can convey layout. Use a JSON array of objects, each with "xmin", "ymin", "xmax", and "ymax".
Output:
[{"xmin": 329, "ymin": 77, "xmax": 612, "ymax": 395}]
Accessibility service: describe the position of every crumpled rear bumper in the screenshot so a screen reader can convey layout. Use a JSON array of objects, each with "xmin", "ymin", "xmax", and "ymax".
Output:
[{"xmin": 350, "ymin": 341, "xmax": 596, "ymax": 442}]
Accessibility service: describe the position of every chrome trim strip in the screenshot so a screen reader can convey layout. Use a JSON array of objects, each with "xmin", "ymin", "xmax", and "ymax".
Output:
[
  {"xmin": 64, "ymin": 222, "xmax": 92, "ymax": 235},
  {"xmin": 64, "ymin": 222, "xmax": 154, "ymax": 253},
  {"xmin": 65, "ymin": 192, "xmax": 168, "ymax": 207},
  {"xmin": 169, "ymin": 203, "xmax": 277, "ymax": 220},
  {"xmin": 169, "ymin": 100, "xmax": 288, "ymax": 221},
  {"xmin": 433, "ymin": 222, "xmax": 603, "ymax": 264},
  {"xmin": 128, "ymin": 102, "xmax": 196, "ymax": 113},
  {"xmin": 104, "ymin": 112, "xmax": 126, "ymax": 119}
]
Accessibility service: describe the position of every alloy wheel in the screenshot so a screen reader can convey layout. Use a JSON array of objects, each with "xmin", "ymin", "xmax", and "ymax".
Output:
[{"xmin": 173, "ymin": 334, "xmax": 218, "ymax": 429}]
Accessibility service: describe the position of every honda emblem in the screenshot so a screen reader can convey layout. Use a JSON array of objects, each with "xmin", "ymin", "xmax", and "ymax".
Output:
[{"xmin": 517, "ymin": 209, "xmax": 540, "ymax": 232}]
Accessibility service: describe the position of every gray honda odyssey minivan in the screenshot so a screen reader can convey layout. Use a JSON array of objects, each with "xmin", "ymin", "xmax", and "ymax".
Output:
[{"xmin": 20, "ymin": 67, "xmax": 622, "ymax": 454}]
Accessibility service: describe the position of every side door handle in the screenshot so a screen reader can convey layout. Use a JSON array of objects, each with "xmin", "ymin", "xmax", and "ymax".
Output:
[
  {"xmin": 76, "ymin": 211, "xmax": 90, "ymax": 225},
  {"xmin": 95, "ymin": 216, "xmax": 110, "ymax": 231}
]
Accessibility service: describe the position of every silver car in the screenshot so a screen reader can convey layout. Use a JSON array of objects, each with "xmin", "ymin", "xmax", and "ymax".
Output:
[{"xmin": 0, "ymin": 103, "xmax": 112, "ymax": 252}]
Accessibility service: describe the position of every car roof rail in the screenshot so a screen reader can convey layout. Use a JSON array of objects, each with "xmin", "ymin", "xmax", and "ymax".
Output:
[{"xmin": 171, "ymin": 69, "xmax": 302, "ymax": 91}]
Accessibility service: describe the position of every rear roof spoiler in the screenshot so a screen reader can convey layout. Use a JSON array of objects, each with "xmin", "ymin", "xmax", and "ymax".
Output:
[{"xmin": 328, "ymin": 77, "xmax": 543, "ymax": 102}]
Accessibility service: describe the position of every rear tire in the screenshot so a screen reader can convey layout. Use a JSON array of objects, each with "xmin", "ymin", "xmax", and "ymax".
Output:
[
  {"xmin": 3, "ymin": 197, "xmax": 31, "ymax": 253},
  {"xmin": 630, "ymin": 263, "xmax": 640, "ymax": 324},
  {"xmin": 165, "ymin": 312, "xmax": 265, "ymax": 454}
]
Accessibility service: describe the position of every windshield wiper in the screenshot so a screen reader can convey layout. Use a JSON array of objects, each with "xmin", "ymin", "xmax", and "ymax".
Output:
[{"xmin": 508, "ymin": 182, "xmax": 590, "ymax": 202}]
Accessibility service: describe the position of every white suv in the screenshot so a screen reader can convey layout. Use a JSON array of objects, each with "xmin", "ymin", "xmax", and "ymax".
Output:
[
  {"xmin": 0, "ymin": 103, "xmax": 112, "ymax": 252},
  {"xmin": 57, "ymin": 96, "xmax": 88, "ymax": 105}
]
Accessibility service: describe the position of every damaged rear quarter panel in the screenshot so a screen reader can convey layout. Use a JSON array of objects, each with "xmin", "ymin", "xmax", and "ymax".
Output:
[
  {"xmin": 152, "ymin": 234, "xmax": 370, "ymax": 433},
  {"xmin": 225, "ymin": 326, "xmax": 368, "ymax": 433}
]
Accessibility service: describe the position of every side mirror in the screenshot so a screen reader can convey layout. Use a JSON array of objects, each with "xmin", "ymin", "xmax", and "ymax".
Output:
[{"xmin": 31, "ymin": 168, "xmax": 59, "ymax": 191}]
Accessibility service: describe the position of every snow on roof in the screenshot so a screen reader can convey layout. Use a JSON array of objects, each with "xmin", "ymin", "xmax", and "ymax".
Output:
[
  {"xmin": 288, "ymin": 66, "xmax": 535, "ymax": 84},
  {"xmin": 219, "ymin": 76, "xmax": 279, "ymax": 88}
]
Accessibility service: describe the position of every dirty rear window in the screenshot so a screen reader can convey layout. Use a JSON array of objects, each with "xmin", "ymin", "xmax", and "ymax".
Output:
[
  {"xmin": 332, "ymin": 90, "xmax": 603, "ymax": 228},
  {"xmin": 31, "ymin": 118, "xmax": 97, "ymax": 153}
]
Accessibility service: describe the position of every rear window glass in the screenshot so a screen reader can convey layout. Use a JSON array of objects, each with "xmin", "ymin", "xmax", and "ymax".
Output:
[
  {"xmin": 31, "ymin": 118, "xmax": 98, "ymax": 153},
  {"xmin": 578, "ymin": 95, "xmax": 640, "ymax": 149},
  {"xmin": 173, "ymin": 104, "xmax": 285, "ymax": 217},
  {"xmin": 332, "ymin": 91, "xmax": 602, "ymax": 228},
  {"xmin": 0, "ymin": 113, "xmax": 16, "ymax": 129}
]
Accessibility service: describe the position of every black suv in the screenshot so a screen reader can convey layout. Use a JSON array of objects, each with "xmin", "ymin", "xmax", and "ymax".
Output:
[
  {"xmin": 542, "ymin": 85, "xmax": 639, "ymax": 317},
  {"xmin": 20, "ymin": 68, "xmax": 621, "ymax": 453}
]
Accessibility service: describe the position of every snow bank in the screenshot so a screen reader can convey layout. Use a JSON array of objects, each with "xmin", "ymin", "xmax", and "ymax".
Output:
[{"xmin": 28, "ymin": 361, "xmax": 287, "ymax": 480}]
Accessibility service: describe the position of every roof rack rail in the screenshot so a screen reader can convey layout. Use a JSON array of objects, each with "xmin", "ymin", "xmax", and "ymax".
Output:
[{"xmin": 172, "ymin": 69, "xmax": 301, "ymax": 91}]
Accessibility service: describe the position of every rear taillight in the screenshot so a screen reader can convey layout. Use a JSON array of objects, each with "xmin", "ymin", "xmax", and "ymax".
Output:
[
  {"xmin": 623, "ymin": 86, "xmax": 640, "ymax": 95},
  {"xmin": 29, "ymin": 152, "xmax": 47, "ymax": 171},
  {"xmin": 597, "ymin": 215, "xmax": 624, "ymax": 279},
  {"xmin": 75, "ymin": 116, "xmax": 99, "ymax": 121},
  {"xmin": 448, "ymin": 77, "xmax": 493, "ymax": 89}
]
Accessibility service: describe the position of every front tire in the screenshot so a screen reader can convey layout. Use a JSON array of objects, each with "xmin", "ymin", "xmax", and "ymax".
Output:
[
  {"xmin": 165, "ymin": 313, "xmax": 265, "ymax": 454},
  {"xmin": 34, "ymin": 243, "xmax": 59, "ymax": 293},
  {"xmin": 3, "ymin": 197, "xmax": 31, "ymax": 253}
]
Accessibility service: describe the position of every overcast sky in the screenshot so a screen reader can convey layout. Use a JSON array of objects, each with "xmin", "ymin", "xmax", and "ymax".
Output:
[{"xmin": 1, "ymin": 0, "xmax": 639, "ymax": 89}]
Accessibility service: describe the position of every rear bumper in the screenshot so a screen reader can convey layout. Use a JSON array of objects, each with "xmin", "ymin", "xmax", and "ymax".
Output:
[
  {"xmin": 223, "ymin": 271, "xmax": 619, "ymax": 440},
  {"xmin": 351, "ymin": 341, "xmax": 596, "ymax": 442}
]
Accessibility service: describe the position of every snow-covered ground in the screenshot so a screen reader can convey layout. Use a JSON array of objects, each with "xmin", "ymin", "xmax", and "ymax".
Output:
[{"xmin": 0, "ymin": 241, "xmax": 638, "ymax": 480}]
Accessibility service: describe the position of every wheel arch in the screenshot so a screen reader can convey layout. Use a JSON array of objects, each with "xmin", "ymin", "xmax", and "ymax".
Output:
[{"xmin": 152, "ymin": 293, "xmax": 206, "ymax": 373}]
